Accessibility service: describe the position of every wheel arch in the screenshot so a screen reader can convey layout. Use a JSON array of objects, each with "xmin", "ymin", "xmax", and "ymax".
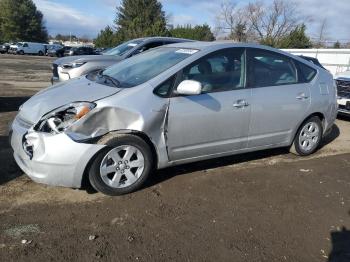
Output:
[
  {"xmin": 290, "ymin": 112, "xmax": 326, "ymax": 146},
  {"xmin": 80, "ymin": 129, "xmax": 159, "ymax": 188}
]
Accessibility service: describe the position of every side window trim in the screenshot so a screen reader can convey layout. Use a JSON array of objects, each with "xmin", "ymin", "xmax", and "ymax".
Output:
[
  {"xmin": 290, "ymin": 58, "xmax": 300, "ymax": 83},
  {"xmin": 294, "ymin": 60, "xmax": 306, "ymax": 83}
]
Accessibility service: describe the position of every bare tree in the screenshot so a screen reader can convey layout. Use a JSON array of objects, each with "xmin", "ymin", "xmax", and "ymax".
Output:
[
  {"xmin": 246, "ymin": 0, "xmax": 302, "ymax": 46},
  {"xmin": 216, "ymin": 0, "xmax": 305, "ymax": 46},
  {"xmin": 215, "ymin": 1, "xmax": 252, "ymax": 42}
]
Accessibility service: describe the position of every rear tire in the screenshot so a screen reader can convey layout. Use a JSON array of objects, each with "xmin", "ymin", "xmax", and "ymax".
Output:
[
  {"xmin": 290, "ymin": 116, "xmax": 323, "ymax": 156},
  {"xmin": 88, "ymin": 134, "xmax": 153, "ymax": 196},
  {"xmin": 38, "ymin": 51, "xmax": 44, "ymax": 56}
]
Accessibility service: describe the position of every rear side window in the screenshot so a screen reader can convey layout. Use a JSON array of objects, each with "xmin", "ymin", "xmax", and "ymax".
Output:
[
  {"xmin": 247, "ymin": 48, "xmax": 297, "ymax": 88},
  {"xmin": 296, "ymin": 61, "xmax": 317, "ymax": 83}
]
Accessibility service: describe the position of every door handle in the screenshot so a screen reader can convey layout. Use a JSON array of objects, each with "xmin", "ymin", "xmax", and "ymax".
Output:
[
  {"xmin": 233, "ymin": 99, "xmax": 249, "ymax": 108},
  {"xmin": 296, "ymin": 93, "xmax": 309, "ymax": 100}
]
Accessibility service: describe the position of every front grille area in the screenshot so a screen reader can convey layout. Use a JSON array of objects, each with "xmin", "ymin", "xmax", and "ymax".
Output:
[
  {"xmin": 52, "ymin": 63, "xmax": 59, "ymax": 77},
  {"xmin": 339, "ymin": 104, "xmax": 350, "ymax": 112},
  {"xmin": 336, "ymin": 79, "xmax": 350, "ymax": 98}
]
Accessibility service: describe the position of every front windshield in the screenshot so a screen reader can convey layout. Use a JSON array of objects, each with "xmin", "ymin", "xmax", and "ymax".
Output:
[
  {"xmin": 101, "ymin": 47, "xmax": 198, "ymax": 88},
  {"xmin": 104, "ymin": 39, "xmax": 143, "ymax": 56}
]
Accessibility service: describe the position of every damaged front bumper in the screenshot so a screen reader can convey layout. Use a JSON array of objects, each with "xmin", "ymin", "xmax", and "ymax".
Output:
[{"xmin": 10, "ymin": 116, "xmax": 105, "ymax": 188}]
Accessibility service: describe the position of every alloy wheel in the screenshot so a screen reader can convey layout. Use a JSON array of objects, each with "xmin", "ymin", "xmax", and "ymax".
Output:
[
  {"xmin": 99, "ymin": 145, "xmax": 145, "ymax": 189},
  {"xmin": 298, "ymin": 122, "xmax": 320, "ymax": 152}
]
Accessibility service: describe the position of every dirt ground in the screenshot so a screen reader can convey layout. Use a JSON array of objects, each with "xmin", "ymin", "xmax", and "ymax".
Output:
[{"xmin": 0, "ymin": 54, "xmax": 350, "ymax": 262}]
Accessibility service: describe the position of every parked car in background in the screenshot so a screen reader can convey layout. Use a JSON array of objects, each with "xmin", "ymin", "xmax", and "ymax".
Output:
[
  {"xmin": 45, "ymin": 44, "xmax": 63, "ymax": 55},
  {"xmin": 0, "ymin": 43, "xmax": 10, "ymax": 54},
  {"xmin": 51, "ymin": 37, "xmax": 193, "ymax": 83},
  {"xmin": 94, "ymin": 48, "xmax": 107, "ymax": 55},
  {"xmin": 16, "ymin": 42, "xmax": 46, "ymax": 55},
  {"xmin": 8, "ymin": 43, "xmax": 21, "ymax": 54},
  {"xmin": 48, "ymin": 46, "xmax": 72, "ymax": 57},
  {"xmin": 11, "ymin": 42, "xmax": 337, "ymax": 195},
  {"xmin": 47, "ymin": 46, "xmax": 61, "ymax": 57},
  {"xmin": 46, "ymin": 45, "xmax": 64, "ymax": 57},
  {"xmin": 298, "ymin": 55, "xmax": 327, "ymax": 70},
  {"xmin": 335, "ymin": 71, "xmax": 350, "ymax": 115},
  {"xmin": 64, "ymin": 46, "xmax": 95, "ymax": 56}
]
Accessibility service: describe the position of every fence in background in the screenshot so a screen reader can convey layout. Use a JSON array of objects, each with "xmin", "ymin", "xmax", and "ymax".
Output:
[{"xmin": 283, "ymin": 49, "xmax": 350, "ymax": 76}]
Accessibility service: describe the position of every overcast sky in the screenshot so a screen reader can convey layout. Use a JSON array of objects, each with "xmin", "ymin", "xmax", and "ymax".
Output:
[{"xmin": 33, "ymin": 0, "xmax": 350, "ymax": 42}]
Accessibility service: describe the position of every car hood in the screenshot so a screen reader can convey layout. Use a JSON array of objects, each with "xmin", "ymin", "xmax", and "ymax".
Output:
[
  {"xmin": 54, "ymin": 55, "xmax": 122, "ymax": 66},
  {"xmin": 18, "ymin": 77, "xmax": 121, "ymax": 124}
]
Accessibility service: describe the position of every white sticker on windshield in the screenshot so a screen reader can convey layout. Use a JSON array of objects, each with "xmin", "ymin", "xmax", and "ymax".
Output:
[
  {"xmin": 175, "ymin": 49, "xmax": 199, "ymax": 55},
  {"xmin": 128, "ymin": 43, "xmax": 138, "ymax": 47}
]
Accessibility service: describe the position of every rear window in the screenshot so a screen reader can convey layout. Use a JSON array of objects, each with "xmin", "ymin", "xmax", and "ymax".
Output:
[{"xmin": 296, "ymin": 61, "xmax": 317, "ymax": 83}]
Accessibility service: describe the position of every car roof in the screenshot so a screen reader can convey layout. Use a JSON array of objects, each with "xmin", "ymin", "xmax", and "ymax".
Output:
[
  {"xmin": 164, "ymin": 41, "xmax": 323, "ymax": 71},
  {"xmin": 166, "ymin": 41, "xmax": 279, "ymax": 50},
  {"xmin": 136, "ymin": 36, "xmax": 195, "ymax": 43}
]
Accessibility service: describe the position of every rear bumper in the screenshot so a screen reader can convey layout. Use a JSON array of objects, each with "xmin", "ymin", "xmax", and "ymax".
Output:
[{"xmin": 11, "ymin": 116, "xmax": 105, "ymax": 188}]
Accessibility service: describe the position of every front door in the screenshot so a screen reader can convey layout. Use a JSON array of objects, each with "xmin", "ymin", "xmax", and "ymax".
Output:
[{"xmin": 166, "ymin": 48, "xmax": 252, "ymax": 161}]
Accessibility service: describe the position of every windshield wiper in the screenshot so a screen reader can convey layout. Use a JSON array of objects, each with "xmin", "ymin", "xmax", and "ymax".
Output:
[{"xmin": 98, "ymin": 72, "xmax": 120, "ymax": 87}]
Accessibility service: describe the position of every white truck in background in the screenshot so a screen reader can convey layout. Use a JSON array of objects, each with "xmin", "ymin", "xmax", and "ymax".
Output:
[{"xmin": 16, "ymin": 42, "xmax": 46, "ymax": 56}]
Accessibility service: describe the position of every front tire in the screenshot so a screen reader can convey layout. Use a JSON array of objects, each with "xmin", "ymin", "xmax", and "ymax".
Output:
[
  {"xmin": 38, "ymin": 51, "xmax": 44, "ymax": 56},
  {"xmin": 89, "ymin": 134, "xmax": 153, "ymax": 196},
  {"xmin": 290, "ymin": 116, "xmax": 323, "ymax": 156}
]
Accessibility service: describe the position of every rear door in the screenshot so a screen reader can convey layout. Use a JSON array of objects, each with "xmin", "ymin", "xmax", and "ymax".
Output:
[
  {"xmin": 246, "ymin": 48, "xmax": 311, "ymax": 148},
  {"xmin": 167, "ymin": 48, "xmax": 252, "ymax": 161}
]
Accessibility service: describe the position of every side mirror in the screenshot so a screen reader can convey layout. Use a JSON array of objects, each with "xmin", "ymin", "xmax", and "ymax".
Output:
[{"xmin": 177, "ymin": 80, "xmax": 202, "ymax": 96}]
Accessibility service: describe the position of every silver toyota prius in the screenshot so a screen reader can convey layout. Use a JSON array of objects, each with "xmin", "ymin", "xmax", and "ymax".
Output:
[{"xmin": 10, "ymin": 42, "xmax": 338, "ymax": 195}]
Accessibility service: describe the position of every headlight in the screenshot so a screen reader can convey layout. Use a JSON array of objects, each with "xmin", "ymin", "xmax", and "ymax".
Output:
[
  {"xmin": 35, "ymin": 102, "xmax": 96, "ymax": 134},
  {"xmin": 62, "ymin": 61, "xmax": 86, "ymax": 69}
]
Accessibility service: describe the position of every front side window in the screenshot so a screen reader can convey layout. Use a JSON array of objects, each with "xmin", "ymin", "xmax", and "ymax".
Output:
[
  {"xmin": 181, "ymin": 48, "xmax": 246, "ymax": 93},
  {"xmin": 248, "ymin": 49, "xmax": 297, "ymax": 88},
  {"xmin": 102, "ymin": 47, "xmax": 196, "ymax": 88}
]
